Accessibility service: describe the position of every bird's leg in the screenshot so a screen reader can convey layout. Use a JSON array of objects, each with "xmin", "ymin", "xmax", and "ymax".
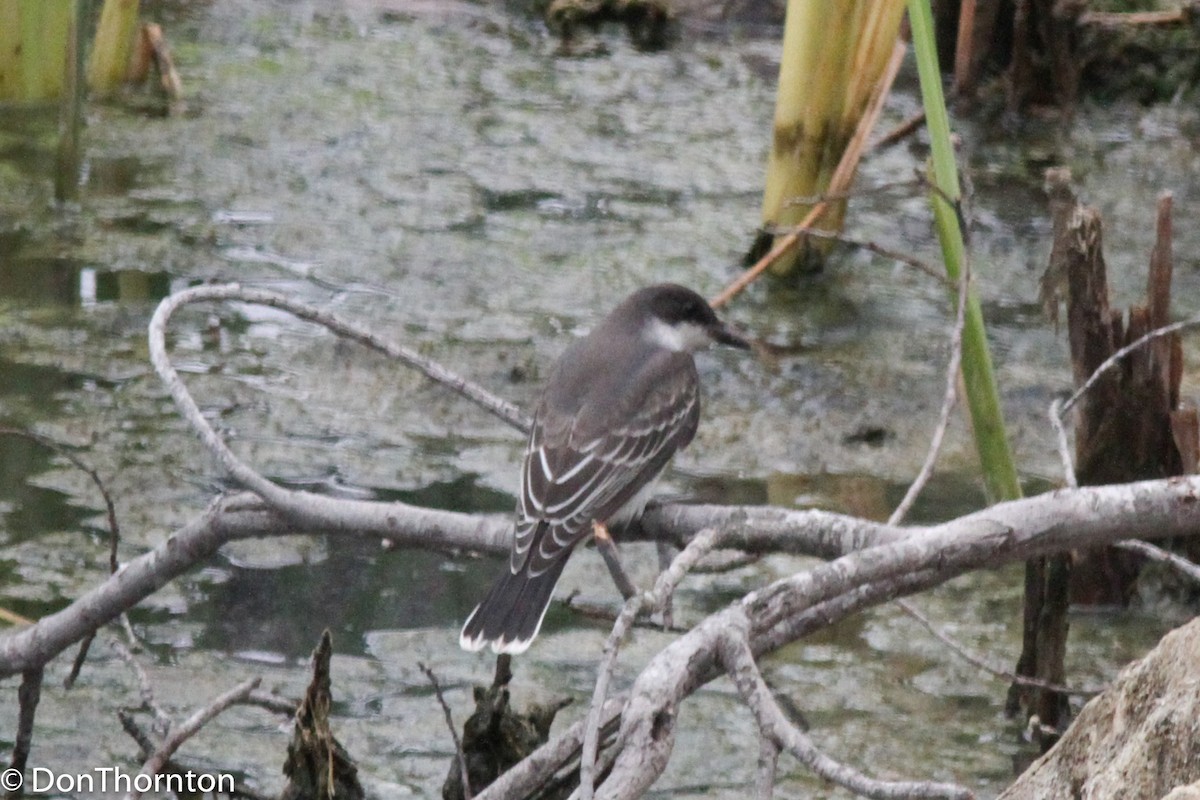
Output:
[{"xmin": 593, "ymin": 521, "xmax": 638, "ymax": 600}]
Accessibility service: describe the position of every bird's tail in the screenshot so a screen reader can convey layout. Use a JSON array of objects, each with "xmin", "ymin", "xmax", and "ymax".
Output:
[{"xmin": 459, "ymin": 557, "xmax": 569, "ymax": 654}]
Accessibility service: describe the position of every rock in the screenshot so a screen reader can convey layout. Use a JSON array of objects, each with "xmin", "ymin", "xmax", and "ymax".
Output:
[
  {"xmin": 1162, "ymin": 781, "xmax": 1200, "ymax": 800},
  {"xmin": 998, "ymin": 617, "xmax": 1200, "ymax": 800}
]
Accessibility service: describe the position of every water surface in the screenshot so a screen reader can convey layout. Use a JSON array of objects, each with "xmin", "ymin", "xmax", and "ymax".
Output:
[{"xmin": 1, "ymin": 2, "xmax": 1197, "ymax": 797}]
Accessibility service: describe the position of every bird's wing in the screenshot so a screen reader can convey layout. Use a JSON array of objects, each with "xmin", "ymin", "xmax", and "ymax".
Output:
[{"xmin": 510, "ymin": 353, "xmax": 699, "ymax": 578}]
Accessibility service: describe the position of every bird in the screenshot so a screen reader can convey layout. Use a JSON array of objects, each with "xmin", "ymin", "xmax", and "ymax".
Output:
[{"xmin": 459, "ymin": 283, "xmax": 750, "ymax": 654}]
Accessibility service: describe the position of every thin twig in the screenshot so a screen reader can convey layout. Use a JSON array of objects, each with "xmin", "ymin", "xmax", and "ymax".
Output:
[
  {"xmin": 242, "ymin": 689, "xmax": 300, "ymax": 716},
  {"xmin": 1080, "ymin": 9, "xmax": 1188, "ymax": 26},
  {"xmin": 0, "ymin": 427, "xmax": 121, "ymax": 570},
  {"xmin": 419, "ymin": 662, "xmax": 472, "ymax": 800},
  {"xmin": 63, "ymin": 633, "xmax": 93, "ymax": 690},
  {"xmin": 148, "ymin": 284, "xmax": 529, "ymax": 513},
  {"xmin": 895, "ymin": 598, "xmax": 1102, "ymax": 696},
  {"xmin": 1115, "ymin": 539, "xmax": 1200, "ymax": 584},
  {"xmin": 118, "ymin": 709, "xmax": 159, "ymax": 756},
  {"xmin": 888, "ymin": 261, "xmax": 971, "ymax": 526},
  {"xmin": 110, "ymin": 638, "xmax": 173, "ymax": 737},
  {"xmin": 1050, "ymin": 312, "xmax": 1200, "ymax": 486},
  {"xmin": 118, "ymin": 710, "xmax": 272, "ymax": 800},
  {"xmin": 127, "ymin": 677, "xmax": 261, "ymax": 800},
  {"xmin": 717, "ymin": 615, "xmax": 972, "ymax": 800},
  {"xmin": 6, "ymin": 667, "xmax": 43, "ymax": 798},
  {"xmin": 655, "ymin": 540, "xmax": 675, "ymax": 628},
  {"xmin": 1049, "ymin": 397, "xmax": 1078, "ymax": 488},
  {"xmin": 0, "ymin": 428, "xmax": 123, "ymax": 688},
  {"xmin": 594, "ymin": 524, "xmax": 638, "ymax": 600},
  {"xmin": 561, "ymin": 595, "xmax": 690, "ymax": 634},
  {"xmin": 780, "ymin": 178, "xmax": 926, "ymax": 207},
  {"xmin": 759, "ymin": 223, "xmax": 948, "ymax": 284},
  {"xmin": 580, "ymin": 528, "xmax": 722, "ymax": 799},
  {"xmin": 882, "ymin": 257, "xmax": 1102, "ymax": 698},
  {"xmin": 873, "ymin": 111, "xmax": 926, "ymax": 149}
]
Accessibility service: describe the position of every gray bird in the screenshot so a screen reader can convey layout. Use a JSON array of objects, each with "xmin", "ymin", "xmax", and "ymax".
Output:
[{"xmin": 460, "ymin": 283, "xmax": 750, "ymax": 654}]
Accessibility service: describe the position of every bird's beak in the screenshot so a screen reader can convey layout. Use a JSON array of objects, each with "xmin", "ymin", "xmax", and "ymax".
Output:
[{"xmin": 708, "ymin": 320, "xmax": 752, "ymax": 350}]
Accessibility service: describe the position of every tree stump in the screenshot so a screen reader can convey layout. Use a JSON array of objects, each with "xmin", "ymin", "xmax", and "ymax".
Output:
[{"xmin": 1013, "ymin": 169, "xmax": 1197, "ymax": 748}]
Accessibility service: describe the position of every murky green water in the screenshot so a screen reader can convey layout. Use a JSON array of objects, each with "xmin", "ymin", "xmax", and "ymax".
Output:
[{"xmin": 1, "ymin": 2, "xmax": 1197, "ymax": 797}]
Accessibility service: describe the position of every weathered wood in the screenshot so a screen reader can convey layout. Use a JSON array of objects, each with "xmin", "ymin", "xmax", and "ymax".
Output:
[
  {"xmin": 443, "ymin": 655, "xmax": 572, "ymax": 800},
  {"xmin": 280, "ymin": 632, "xmax": 363, "ymax": 800},
  {"xmin": 1019, "ymin": 174, "xmax": 1198, "ymax": 748}
]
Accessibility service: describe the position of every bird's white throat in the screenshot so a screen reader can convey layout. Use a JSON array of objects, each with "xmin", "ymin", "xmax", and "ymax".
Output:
[{"xmin": 645, "ymin": 318, "xmax": 711, "ymax": 353}]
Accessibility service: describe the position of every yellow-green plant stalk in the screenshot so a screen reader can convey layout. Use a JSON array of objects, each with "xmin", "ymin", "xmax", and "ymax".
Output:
[
  {"xmin": 760, "ymin": 0, "xmax": 905, "ymax": 276},
  {"xmin": 0, "ymin": 0, "xmax": 74, "ymax": 101},
  {"xmin": 87, "ymin": 0, "xmax": 139, "ymax": 95},
  {"xmin": 907, "ymin": 0, "xmax": 1022, "ymax": 503}
]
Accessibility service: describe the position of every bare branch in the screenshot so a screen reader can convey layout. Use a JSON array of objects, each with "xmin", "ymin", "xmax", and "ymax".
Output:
[
  {"xmin": 580, "ymin": 528, "xmax": 722, "ymax": 799},
  {"xmin": 756, "ymin": 735, "xmax": 779, "ymax": 800},
  {"xmin": 419, "ymin": 662, "xmax": 472, "ymax": 800},
  {"xmin": 6, "ymin": 667, "xmax": 43, "ymax": 800},
  {"xmin": 895, "ymin": 598, "xmax": 1102, "ymax": 696},
  {"xmin": 147, "ymin": 284, "xmax": 529, "ymax": 537},
  {"xmin": 1115, "ymin": 539, "xmax": 1200, "ymax": 584},
  {"xmin": 127, "ymin": 677, "xmax": 261, "ymax": 800},
  {"xmin": 110, "ymin": 638, "xmax": 173, "ymax": 736},
  {"xmin": 595, "ymin": 475, "xmax": 1200, "ymax": 797},
  {"xmin": 4, "ymin": 471, "xmax": 1200, "ymax": 684},
  {"xmin": 889, "ymin": 263, "xmax": 970, "ymax": 526},
  {"xmin": 1051, "ymin": 312, "xmax": 1200, "ymax": 486},
  {"xmin": 716, "ymin": 614, "xmax": 972, "ymax": 800}
]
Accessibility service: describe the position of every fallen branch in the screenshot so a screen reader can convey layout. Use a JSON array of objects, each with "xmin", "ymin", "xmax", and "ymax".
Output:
[
  {"xmin": 1115, "ymin": 539, "xmax": 1200, "ymax": 584},
  {"xmin": 579, "ymin": 528, "xmax": 722, "ymax": 799},
  {"xmin": 127, "ymin": 677, "xmax": 261, "ymax": 800},
  {"xmin": 717, "ymin": 614, "xmax": 972, "ymax": 800},
  {"xmin": 590, "ymin": 474, "xmax": 1200, "ymax": 798},
  {"xmin": 6, "ymin": 668, "xmax": 43, "ymax": 800}
]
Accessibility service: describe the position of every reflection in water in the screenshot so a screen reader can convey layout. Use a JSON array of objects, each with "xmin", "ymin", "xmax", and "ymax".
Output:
[
  {"xmin": 0, "ymin": 259, "xmax": 170, "ymax": 306},
  {"xmin": 0, "ymin": 431, "xmax": 94, "ymax": 549},
  {"xmin": 192, "ymin": 476, "xmax": 513, "ymax": 660}
]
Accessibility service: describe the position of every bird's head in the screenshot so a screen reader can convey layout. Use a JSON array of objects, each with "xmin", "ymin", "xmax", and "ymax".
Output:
[{"xmin": 634, "ymin": 283, "xmax": 751, "ymax": 354}]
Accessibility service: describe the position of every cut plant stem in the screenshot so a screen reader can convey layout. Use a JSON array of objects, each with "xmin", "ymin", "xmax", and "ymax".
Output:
[
  {"xmin": 0, "ymin": 1, "xmax": 74, "ymax": 101},
  {"xmin": 759, "ymin": 0, "xmax": 905, "ymax": 277},
  {"xmin": 87, "ymin": 0, "xmax": 140, "ymax": 95}
]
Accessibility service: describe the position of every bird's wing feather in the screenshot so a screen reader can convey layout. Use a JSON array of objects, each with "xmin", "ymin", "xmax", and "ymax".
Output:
[{"xmin": 510, "ymin": 352, "xmax": 699, "ymax": 577}]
